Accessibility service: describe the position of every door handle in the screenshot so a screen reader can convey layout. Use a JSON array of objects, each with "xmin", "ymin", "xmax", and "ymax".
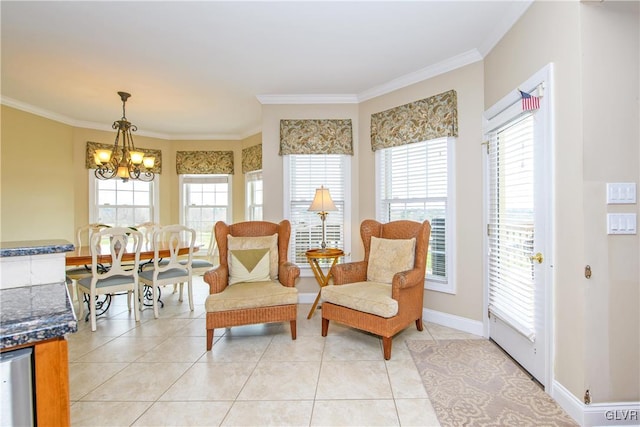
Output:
[{"xmin": 529, "ymin": 252, "xmax": 544, "ymax": 264}]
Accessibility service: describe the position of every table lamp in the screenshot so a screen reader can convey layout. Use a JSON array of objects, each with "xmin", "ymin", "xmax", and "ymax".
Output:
[{"xmin": 308, "ymin": 186, "xmax": 337, "ymax": 250}]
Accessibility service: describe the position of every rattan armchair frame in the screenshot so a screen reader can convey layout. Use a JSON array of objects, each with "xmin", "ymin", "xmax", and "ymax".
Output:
[
  {"xmin": 321, "ymin": 219, "xmax": 431, "ymax": 360},
  {"xmin": 203, "ymin": 220, "xmax": 300, "ymax": 350}
]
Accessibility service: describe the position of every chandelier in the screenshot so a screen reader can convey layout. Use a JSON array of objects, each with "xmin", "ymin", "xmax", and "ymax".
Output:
[{"xmin": 93, "ymin": 91, "xmax": 155, "ymax": 182}]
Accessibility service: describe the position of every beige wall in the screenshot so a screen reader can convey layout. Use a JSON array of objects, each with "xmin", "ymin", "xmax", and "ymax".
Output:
[
  {"xmin": 581, "ymin": 1, "xmax": 639, "ymax": 402},
  {"xmin": 485, "ymin": 0, "xmax": 639, "ymax": 403},
  {"xmin": 1, "ymin": 106, "xmax": 75, "ymax": 241},
  {"xmin": 359, "ymin": 62, "xmax": 486, "ymax": 322},
  {"xmin": 1, "ymin": 106, "xmax": 259, "ymax": 243}
]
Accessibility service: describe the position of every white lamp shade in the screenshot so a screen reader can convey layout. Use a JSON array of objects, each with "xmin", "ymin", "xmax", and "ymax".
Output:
[
  {"xmin": 142, "ymin": 156, "xmax": 155, "ymax": 168},
  {"xmin": 95, "ymin": 149, "xmax": 112, "ymax": 164},
  {"xmin": 308, "ymin": 186, "xmax": 337, "ymax": 212},
  {"xmin": 129, "ymin": 151, "xmax": 145, "ymax": 165}
]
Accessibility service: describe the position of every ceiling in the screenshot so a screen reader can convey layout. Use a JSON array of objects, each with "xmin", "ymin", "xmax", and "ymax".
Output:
[{"xmin": 1, "ymin": 1, "xmax": 532, "ymax": 140}]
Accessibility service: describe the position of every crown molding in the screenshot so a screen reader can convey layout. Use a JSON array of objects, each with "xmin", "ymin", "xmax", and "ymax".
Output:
[
  {"xmin": 357, "ymin": 49, "xmax": 483, "ymax": 102},
  {"xmin": 1, "ymin": 96, "xmax": 245, "ymax": 140}
]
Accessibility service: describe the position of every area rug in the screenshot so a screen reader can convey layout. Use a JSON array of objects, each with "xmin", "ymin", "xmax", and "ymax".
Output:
[{"xmin": 407, "ymin": 339, "xmax": 577, "ymax": 427}]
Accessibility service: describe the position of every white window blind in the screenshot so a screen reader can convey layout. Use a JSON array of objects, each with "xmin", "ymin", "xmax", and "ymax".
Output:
[
  {"xmin": 181, "ymin": 174, "xmax": 230, "ymax": 246},
  {"xmin": 487, "ymin": 114, "xmax": 536, "ymax": 341},
  {"xmin": 377, "ymin": 138, "xmax": 449, "ymax": 283},
  {"xmin": 93, "ymin": 177, "xmax": 155, "ymax": 227},
  {"xmin": 287, "ymin": 154, "xmax": 346, "ymax": 265},
  {"xmin": 246, "ymin": 170, "xmax": 263, "ymax": 221}
]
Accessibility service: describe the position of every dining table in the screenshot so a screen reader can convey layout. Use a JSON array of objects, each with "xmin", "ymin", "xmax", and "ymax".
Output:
[
  {"xmin": 66, "ymin": 242, "xmax": 200, "ymax": 318},
  {"xmin": 65, "ymin": 242, "xmax": 199, "ymax": 267}
]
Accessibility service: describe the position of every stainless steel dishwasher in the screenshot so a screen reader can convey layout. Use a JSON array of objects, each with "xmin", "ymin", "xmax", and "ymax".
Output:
[{"xmin": 0, "ymin": 347, "xmax": 35, "ymax": 426}]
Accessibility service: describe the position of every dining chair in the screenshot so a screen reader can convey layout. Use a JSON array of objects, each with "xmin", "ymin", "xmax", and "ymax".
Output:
[
  {"xmin": 76, "ymin": 227, "xmax": 143, "ymax": 332},
  {"xmin": 320, "ymin": 219, "xmax": 431, "ymax": 360},
  {"xmin": 139, "ymin": 225, "xmax": 197, "ymax": 318},
  {"xmin": 190, "ymin": 225, "xmax": 217, "ymax": 274},
  {"xmin": 134, "ymin": 221, "xmax": 161, "ymax": 247},
  {"xmin": 66, "ymin": 223, "xmax": 111, "ymax": 301}
]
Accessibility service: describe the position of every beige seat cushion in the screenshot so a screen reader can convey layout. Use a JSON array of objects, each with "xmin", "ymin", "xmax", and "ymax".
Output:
[
  {"xmin": 205, "ymin": 281, "xmax": 298, "ymax": 312},
  {"xmin": 321, "ymin": 281, "xmax": 398, "ymax": 318}
]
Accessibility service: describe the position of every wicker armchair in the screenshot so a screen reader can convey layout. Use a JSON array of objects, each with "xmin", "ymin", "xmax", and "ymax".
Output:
[
  {"xmin": 203, "ymin": 220, "xmax": 300, "ymax": 350},
  {"xmin": 321, "ymin": 219, "xmax": 431, "ymax": 360}
]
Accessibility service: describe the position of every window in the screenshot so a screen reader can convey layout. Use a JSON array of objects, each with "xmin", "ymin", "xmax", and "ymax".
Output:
[
  {"xmin": 246, "ymin": 170, "xmax": 263, "ymax": 221},
  {"xmin": 376, "ymin": 137, "xmax": 455, "ymax": 293},
  {"xmin": 89, "ymin": 172, "xmax": 158, "ymax": 227},
  {"xmin": 284, "ymin": 154, "xmax": 350, "ymax": 268},
  {"xmin": 180, "ymin": 174, "xmax": 231, "ymax": 246}
]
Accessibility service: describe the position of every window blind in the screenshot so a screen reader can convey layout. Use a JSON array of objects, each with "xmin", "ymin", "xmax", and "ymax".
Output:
[
  {"xmin": 487, "ymin": 114, "xmax": 536, "ymax": 341},
  {"xmin": 288, "ymin": 154, "xmax": 345, "ymax": 265},
  {"xmin": 377, "ymin": 138, "xmax": 448, "ymax": 281}
]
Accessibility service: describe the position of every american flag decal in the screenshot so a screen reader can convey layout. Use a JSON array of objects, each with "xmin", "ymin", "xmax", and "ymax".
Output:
[{"xmin": 519, "ymin": 89, "xmax": 540, "ymax": 111}]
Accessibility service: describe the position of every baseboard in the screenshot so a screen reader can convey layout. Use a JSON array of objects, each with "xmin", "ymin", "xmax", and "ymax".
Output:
[
  {"xmin": 423, "ymin": 308, "xmax": 485, "ymax": 337},
  {"xmin": 552, "ymin": 380, "xmax": 640, "ymax": 426}
]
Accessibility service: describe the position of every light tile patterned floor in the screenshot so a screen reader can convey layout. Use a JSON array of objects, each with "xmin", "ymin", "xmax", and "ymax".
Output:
[{"xmin": 67, "ymin": 277, "xmax": 480, "ymax": 426}]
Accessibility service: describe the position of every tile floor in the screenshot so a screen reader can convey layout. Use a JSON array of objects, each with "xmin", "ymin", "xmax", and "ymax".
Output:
[{"xmin": 67, "ymin": 277, "xmax": 481, "ymax": 426}]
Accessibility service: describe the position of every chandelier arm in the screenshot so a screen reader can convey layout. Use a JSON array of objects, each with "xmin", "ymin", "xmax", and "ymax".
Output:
[{"xmin": 95, "ymin": 91, "xmax": 154, "ymax": 182}]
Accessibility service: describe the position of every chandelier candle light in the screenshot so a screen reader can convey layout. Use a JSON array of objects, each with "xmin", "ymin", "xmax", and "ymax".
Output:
[
  {"xmin": 308, "ymin": 186, "xmax": 337, "ymax": 250},
  {"xmin": 94, "ymin": 91, "xmax": 155, "ymax": 182}
]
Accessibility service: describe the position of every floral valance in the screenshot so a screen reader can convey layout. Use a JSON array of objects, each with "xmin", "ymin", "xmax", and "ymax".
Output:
[
  {"xmin": 176, "ymin": 150, "xmax": 234, "ymax": 174},
  {"xmin": 85, "ymin": 141, "xmax": 162, "ymax": 173},
  {"xmin": 279, "ymin": 119, "xmax": 353, "ymax": 155},
  {"xmin": 370, "ymin": 89, "xmax": 458, "ymax": 151},
  {"xmin": 242, "ymin": 144, "xmax": 262, "ymax": 173}
]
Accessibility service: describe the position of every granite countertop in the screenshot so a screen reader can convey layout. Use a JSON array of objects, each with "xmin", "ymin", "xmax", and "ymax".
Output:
[
  {"xmin": 0, "ymin": 282, "xmax": 77, "ymax": 349},
  {"xmin": 0, "ymin": 239, "xmax": 75, "ymax": 258}
]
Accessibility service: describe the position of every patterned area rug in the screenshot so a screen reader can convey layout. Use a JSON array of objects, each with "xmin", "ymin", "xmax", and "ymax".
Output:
[{"xmin": 407, "ymin": 339, "xmax": 577, "ymax": 427}]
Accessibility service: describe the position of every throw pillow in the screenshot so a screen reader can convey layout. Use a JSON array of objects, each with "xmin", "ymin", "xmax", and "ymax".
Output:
[
  {"xmin": 367, "ymin": 236, "xmax": 416, "ymax": 284},
  {"xmin": 227, "ymin": 234, "xmax": 278, "ymax": 279},
  {"xmin": 229, "ymin": 248, "xmax": 271, "ymax": 285}
]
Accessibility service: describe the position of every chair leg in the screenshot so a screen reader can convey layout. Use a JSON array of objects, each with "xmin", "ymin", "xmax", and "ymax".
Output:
[
  {"xmin": 321, "ymin": 318, "xmax": 329, "ymax": 337},
  {"xmin": 138, "ymin": 283, "xmax": 144, "ymax": 311},
  {"xmin": 173, "ymin": 284, "xmax": 178, "ymax": 294},
  {"xmin": 178, "ymin": 283, "xmax": 184, "ymax": 302},
  {"xmin": 382, "ymin": 337, "xmax": 392, "ymax": 360},
  {"xmin": 206, "ymin": 328, "xmax": 214, "ymax": 351},
  {"xmin": 416, "ymin": 318, "xmax": 424, "ymax": 331},
  {"xmin": 187, "ymin": 280, "xmax": 193, "ymax": 311},
  {"xmin": 127, "ymin": 290, "xmax": 132, "ymax": 310},
  {"xmin": 90, "ymin": 291, "xmax": 97, "ymax": 332},
  {"xmin": 66, "ymin": 280, "xmax": 75, "ymax": 302},
  {"xmin": 290, "ymin": 320, "xmax": 297, "ymax": 340},
  {"xmin": 77, "ymin": 287, "xmax": 84, "ymax": 320},
  {"xmin": 152, "ymin": 285, "xmax": 159, "ymax": 319},
  {"xmin": 133, "ymin": 285, "xmax": 140, "ymax": 322}
]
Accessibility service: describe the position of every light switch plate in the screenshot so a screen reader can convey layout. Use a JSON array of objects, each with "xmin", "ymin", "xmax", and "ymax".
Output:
[
  {"xmin": 606, "ymin": 183, "xmax": 636, "ymax": 204},
  {"xmin": 607, "ymin": 213, "xmax": 637, "ymax": 235}
]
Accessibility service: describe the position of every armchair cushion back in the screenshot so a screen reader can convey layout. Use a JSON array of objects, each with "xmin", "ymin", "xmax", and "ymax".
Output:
[
  {"xmin": 366, "ymin": 236, "xmax": 416, "ymax": 284},
  {"xmin": 227, "ymin": 234, "xmax": 278, "ymax": 280},
  {"xmin": 229, "ymin": 248, "xmax": 271, "ymax": 284}
]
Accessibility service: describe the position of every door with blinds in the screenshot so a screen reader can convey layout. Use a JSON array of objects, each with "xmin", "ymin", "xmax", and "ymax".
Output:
[{"xmin": 484, "ymin": 75, "xmax": 551, "ymax": 386}]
